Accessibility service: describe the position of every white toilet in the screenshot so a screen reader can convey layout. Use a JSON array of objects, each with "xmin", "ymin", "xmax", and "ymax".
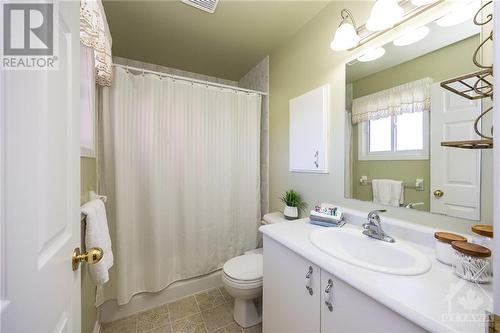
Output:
[
  {"xmin": 222, "ymin": 249, "xmax": 263, "ymax": 327},
  {"xmin": 222, "ymin": 212, "xmax": 286, "ymax": 328}
]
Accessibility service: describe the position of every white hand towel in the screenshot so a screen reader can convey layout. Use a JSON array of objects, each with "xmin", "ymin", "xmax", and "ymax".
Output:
[
  {"xmin": 81, "ymin": 199, "xmax": 114, "ymax": 285},
  {"xmin": 371, "ymin": 179, "xmax": 404, "ymax": 207}
]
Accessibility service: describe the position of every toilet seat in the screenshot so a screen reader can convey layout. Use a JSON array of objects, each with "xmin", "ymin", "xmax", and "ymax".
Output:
[
  {"xmin": 222, "ymin": 253, "xmax": 263, "ymax": 283},
  {"xmin": 223, "ymin": 272, "xmax": 262, "ymax": 284},
  {"xmin": 222, "ymin": 273, "xmax": 262, "ymax": 290}
]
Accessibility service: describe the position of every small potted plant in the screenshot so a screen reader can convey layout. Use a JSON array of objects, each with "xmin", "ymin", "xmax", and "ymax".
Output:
[{"xmin": 280, "ymin": 190, "xmax": 307, "ymax": 220}]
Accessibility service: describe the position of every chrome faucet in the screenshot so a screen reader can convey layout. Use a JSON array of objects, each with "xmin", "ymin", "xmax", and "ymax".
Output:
[
  {"xmin": 403, "ymin": 202, "xmax": 424, "ymax": 209},
  {"xmin": 362, "ymin": 210, "xmax": 395, "ymax": 243}
]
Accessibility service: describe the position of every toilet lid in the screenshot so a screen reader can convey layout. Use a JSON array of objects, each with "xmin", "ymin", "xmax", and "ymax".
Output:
[{"xmin": 223, "ymin": 254, "xmax": 263, "ymax": 282}]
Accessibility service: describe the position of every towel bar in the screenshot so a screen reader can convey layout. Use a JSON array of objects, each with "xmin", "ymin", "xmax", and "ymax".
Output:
[
  {"xmin": 80, "ymin": 191, "xmax": 106, "ymax": 221},
  {"xmin": 89, "ymin": 190, "xmax": 107, "ymax": 203},
  {"xmin": 359, "ymin": 177, "xmax": 424, "ymax": 191}
]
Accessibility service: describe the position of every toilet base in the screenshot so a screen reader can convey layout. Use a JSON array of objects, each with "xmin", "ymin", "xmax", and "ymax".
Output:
[{"xmin": 233, "ymin": 298, "xmax": 262, "ymax": 328}]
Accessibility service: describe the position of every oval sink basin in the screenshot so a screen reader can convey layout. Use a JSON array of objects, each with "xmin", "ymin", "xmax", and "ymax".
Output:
[{"xmin": 310, "ymin": 227, "xmax": 431, "ymax": 276}]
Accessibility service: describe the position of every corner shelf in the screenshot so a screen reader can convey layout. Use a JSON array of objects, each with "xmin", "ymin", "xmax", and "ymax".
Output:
[
  {"xmin": 441, "ymin": 139, "xmax": 493, "ymax": 149},
  {"xmin": 440, "ymin": 69, "xmax": 493, "ymax": 100},
  {"xmin": 438, "ymin": 1, "xmax": 493, "ymax": 150}
]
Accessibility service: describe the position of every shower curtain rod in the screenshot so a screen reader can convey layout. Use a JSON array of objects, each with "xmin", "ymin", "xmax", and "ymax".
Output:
[{"xmin": 113, "ymin": 64, "xmax": 268, "ymax": 96}]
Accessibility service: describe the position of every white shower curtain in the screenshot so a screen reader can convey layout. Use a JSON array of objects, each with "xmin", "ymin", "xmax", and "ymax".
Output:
[{"xmin": 97, "ymin": 67, "xmax": 262, "ymax": 305}]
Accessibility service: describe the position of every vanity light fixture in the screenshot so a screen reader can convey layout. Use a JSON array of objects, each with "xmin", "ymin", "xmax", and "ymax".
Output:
[
  {"xmin": 357, "ymin": 47, "xmax": 386, "ymax": 62},
  {"xmin": 330, "ymin": 0, "xmax": 441, "ymax": 52},
  {"xmin": 330, "ymin": 9, "xmax": 361, "ymax": 51},
  {"xmin": 366, "ymin": 0, "xmax": 404, "ymax": 32},
  {"xmin": 436, "ymin": 0, "xmax": 480, "ymax": 27},
  {"xmin": 393, "ymin": 26, "xmax": 430, "ymax": 46}
]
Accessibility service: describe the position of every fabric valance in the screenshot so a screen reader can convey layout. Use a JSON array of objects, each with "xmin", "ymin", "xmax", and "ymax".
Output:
[
  {"xmin": 351, "ymin": 77, "xmax": 432, "ymax": 124},
  {"xmin": 80, "ymin": 0, "xmax": 113, "ymax": 87}
]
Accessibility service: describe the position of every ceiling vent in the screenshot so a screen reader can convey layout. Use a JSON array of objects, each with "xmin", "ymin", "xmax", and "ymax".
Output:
[{"xmin": 181, "ymin": 0, "xmax": 219, "ymax": 14}]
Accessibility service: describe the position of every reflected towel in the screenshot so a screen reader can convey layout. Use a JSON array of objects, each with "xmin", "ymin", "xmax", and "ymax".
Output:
[{"xmin": 372, "ymin": 179, "xmax": 404, "ymax": 207}]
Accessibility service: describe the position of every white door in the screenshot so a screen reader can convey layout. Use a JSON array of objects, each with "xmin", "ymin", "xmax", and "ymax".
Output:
[
  {"xmin": 289, "ymin": 84, "xmax": 329, "ymax": 173},
  {"xmin": 263, "ymin": 236, "xmax": 320, "ymax": 333},
  {"xmin": 430, "ymin": 83, "xmax": 481, "ymax": 220},
  {"xmin": 1, "ymin": 1, "xmax": 81, "ymax": 332}
]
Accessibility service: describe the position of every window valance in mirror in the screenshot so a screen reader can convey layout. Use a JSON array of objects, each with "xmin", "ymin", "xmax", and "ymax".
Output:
[
  {"xmin": 351, "ymin": 77, "xmax": 432, "ymax": 124},
  {"xmin": 80, "ymin": 0, "xmax": 113, "ymax": 87}
]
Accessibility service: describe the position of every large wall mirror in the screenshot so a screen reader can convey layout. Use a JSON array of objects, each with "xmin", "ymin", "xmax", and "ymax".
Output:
[{"xmin": 344, "ymin": 16, "xmax": 492, "ymax": 223}]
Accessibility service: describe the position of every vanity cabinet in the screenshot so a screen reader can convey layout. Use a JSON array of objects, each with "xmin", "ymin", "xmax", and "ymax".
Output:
[{"xmin": 263, "ymin": 236, "xmax": 423, "ymax": 333}]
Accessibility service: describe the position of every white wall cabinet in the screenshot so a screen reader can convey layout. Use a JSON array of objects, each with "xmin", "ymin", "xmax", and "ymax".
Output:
[
  {"xmin": 289, "ymin": 84, "xmax": 329, "ymax": 173},
  {"xmin": 263, "ymin": 236, "xmax": 423, "ymax": 333}
]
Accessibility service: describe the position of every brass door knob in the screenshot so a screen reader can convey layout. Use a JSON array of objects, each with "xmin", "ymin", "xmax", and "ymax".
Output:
[
  {"xmin": 433, "ymin": 189, "xmax": 444, "ymax": 198},
  {"xmin": 72, "ymin": 247, "xmax": 103, "ymax": 271}
]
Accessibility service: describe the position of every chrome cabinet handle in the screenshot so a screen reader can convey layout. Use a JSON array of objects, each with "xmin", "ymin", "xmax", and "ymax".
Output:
[
  {"xmin": 314, "ymin": 151, "xmax": 319, "ymax": 168},
  {"xmin": 324, "ymin": 279, "xmax": 333, "ymax": 312},
  {"xmin": 305, "ymin": 266, "xmax": 313, "ymax": 295}
]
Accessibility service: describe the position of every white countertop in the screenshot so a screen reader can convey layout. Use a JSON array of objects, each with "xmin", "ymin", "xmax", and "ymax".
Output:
[{"xmin": 259, "ymin": 210, "xmax": 493, "ymax": 333}]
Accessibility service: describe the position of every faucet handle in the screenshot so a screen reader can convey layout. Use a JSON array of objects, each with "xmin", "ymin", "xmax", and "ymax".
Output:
[
  {"xmin": 367, "ymin": 210, "xmax": 386, "ymax": 226},
  {"xmin": 368, "ymin": 209, "xmax": 386, "ymax": 218}
]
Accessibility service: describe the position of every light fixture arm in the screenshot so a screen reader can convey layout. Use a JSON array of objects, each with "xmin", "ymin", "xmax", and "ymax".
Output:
[{"xmin": 340, "ymin": 9, "xmax": 357, "ymax": 28}]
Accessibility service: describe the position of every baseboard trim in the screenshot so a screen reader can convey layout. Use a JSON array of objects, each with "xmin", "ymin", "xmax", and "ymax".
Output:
[
  {"xmin": 100, "ymin": 270, "xmax": 223, "ymax": 323},
  {"xmin": 92, "ymin": 320, "xmax": 101, "ymax": 333}
]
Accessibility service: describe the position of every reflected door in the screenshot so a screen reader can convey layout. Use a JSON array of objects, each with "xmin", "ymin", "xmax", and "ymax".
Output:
[{"xmin": 430, "ymin": 83, "xmax": 481, "ymax": 220}]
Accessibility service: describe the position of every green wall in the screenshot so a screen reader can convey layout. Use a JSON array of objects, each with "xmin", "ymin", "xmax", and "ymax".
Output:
[
  {"xmin": 350, "ymin": 36, "xmax": 479, "ymax": 211},
  {"xmin": 81, "ymin": 157, "xmax": 98, "ymax": 333},
  {"xmin": 352, "ymin": 132, "xmax": 431, "ymax": 210},
  {"xmin": 268, "ymin": 1, "xmax": 369, "ymax": 217}
]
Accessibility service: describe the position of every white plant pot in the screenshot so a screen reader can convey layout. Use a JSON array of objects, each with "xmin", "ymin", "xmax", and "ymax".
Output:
[{"xmin": 284, "ymin": 205, "xmax": 299, "ymax": 220}]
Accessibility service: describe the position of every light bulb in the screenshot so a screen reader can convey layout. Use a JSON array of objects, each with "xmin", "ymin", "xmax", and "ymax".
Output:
[
  {"xmin": 436, "ymin": 0, "xmax": 481, "ymax": 27},
  {"xmin": 393, "ymin": 26, "xmax": 430, "ymax": 46},
  {"xmin": 330, "ymin": 22, "xmax": 360, "ymax": 51},
  {"xmin": 366, "ymin": 0, "xmax": 404, "ymax": 32}
]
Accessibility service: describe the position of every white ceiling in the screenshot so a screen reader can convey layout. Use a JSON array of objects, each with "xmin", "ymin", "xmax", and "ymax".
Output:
[{"xmin": 347, "ymin": 19, "xmax": 480, "ymax": 83}]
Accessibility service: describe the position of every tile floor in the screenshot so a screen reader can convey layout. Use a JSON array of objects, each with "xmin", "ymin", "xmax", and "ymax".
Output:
[{"xmin": 101, "ymin": 287, "xmax": 262, "ymax": 333}]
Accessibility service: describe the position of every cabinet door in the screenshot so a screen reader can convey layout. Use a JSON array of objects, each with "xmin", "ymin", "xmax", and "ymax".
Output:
[
  {"xmin": 263, "ymin": 236, "xmax": 321, "ymax": 333},
  {"xmin": 289, "ymin": 84, "xmax": 329, "ymax": 173},
  {"xmin": 320, "ymin": 271, "xmax": 423, "ymax": 332}
]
